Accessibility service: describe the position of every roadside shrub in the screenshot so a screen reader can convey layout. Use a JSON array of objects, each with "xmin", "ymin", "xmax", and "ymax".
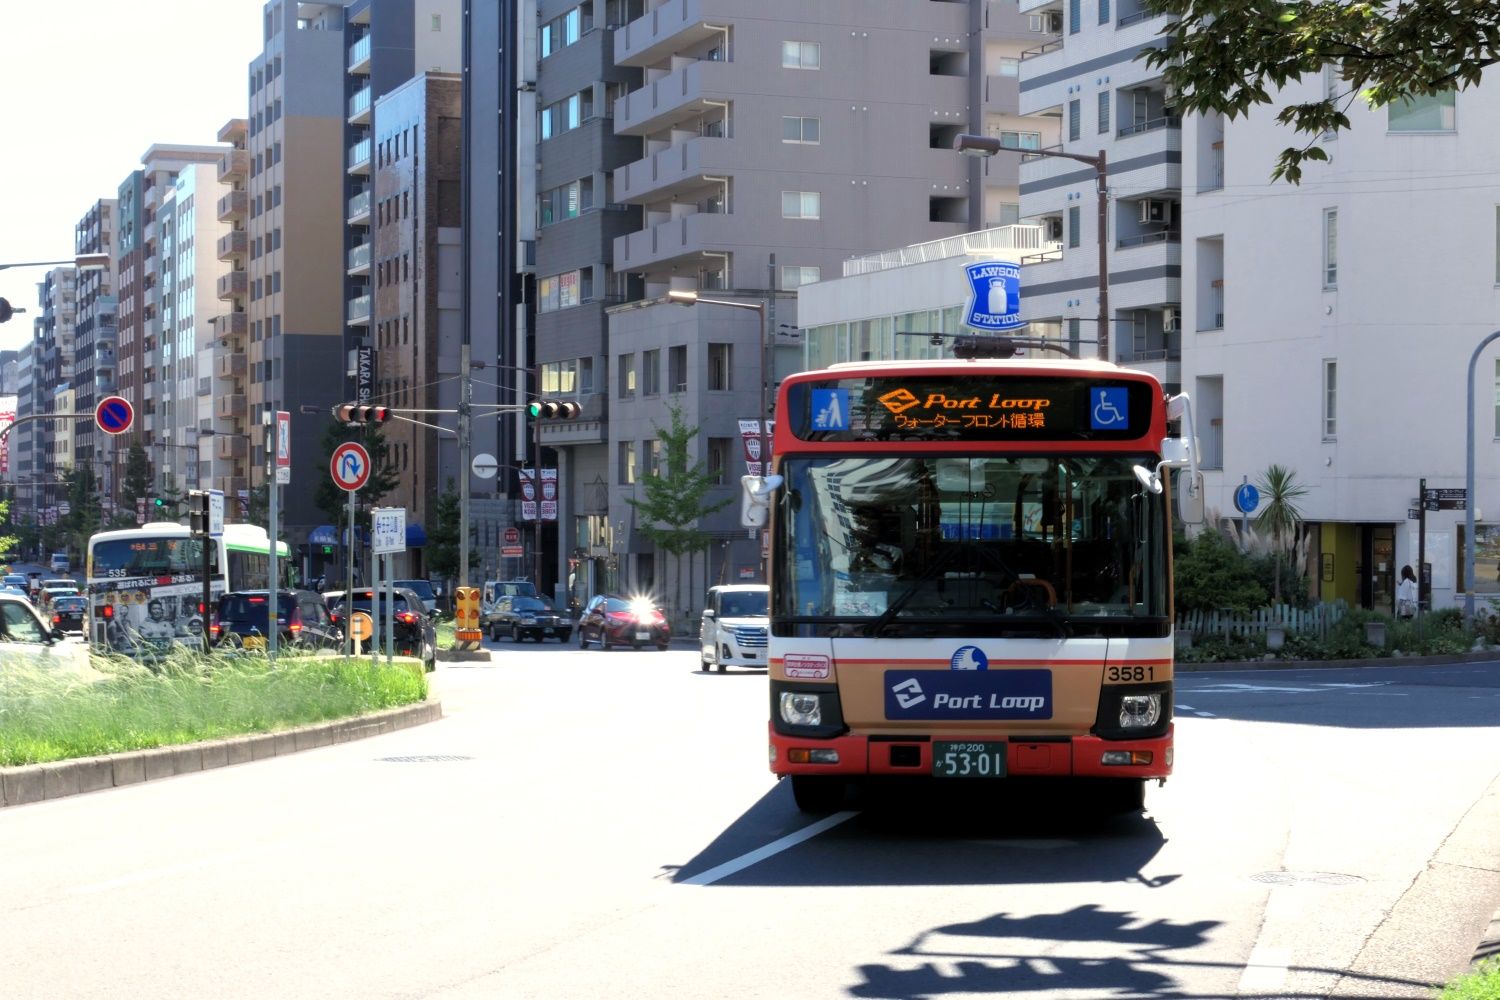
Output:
[
  {"xmin": 1176, "ymin": 633, "xmax": 1265, "ymax": 663},
  {"xmin": 1172, "ymin": 531, "xmax": 1268, "ymax": 614}
]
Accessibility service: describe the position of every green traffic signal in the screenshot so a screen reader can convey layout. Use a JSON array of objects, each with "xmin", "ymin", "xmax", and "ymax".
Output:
[{"xmin": 154, "ymin": 498, "xmax": 166, "ymax": 508}]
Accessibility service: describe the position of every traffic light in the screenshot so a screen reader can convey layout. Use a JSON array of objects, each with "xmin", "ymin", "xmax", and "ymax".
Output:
[
  {"xmin": 152, "ymin": 497, "xmax": 174, "ymax": 511},
  {"xmin": 188, "ymin": 490, "xmax": 211, "ymax": 538},
  {"xmin": 333, "ymin": 403, "xmax": 390, "ymax": 424},
  {"xmin": 527, "ymin": 400, "xmax": 582, "ymax": 419},
  {"xmin": 0, "ymin": 298, "xmax": 12, "ymax": 324}
]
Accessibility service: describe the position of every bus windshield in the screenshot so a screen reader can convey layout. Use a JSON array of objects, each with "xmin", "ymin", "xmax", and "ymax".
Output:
[
  {"xmin": 776, "ymin": 454, "xmax": 1169, "ymax": 637},
  {"xmin": 90, "ymin": 536, "xmax": 215, "ymax": 581}
]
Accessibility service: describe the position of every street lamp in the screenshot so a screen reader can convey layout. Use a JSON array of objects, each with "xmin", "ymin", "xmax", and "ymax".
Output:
[
  {"xmin": 0, "ymin": 254, "xmax": 112, "ymax": 323},
  {"xmin": 1463, "ymin": 330, "xmax": 1500, "ymax": 624},
  {"xmin": 665, "ymin": 289, "xmax": 770, "ymax": 477},
  {"xmin": 954, "ymin": 134, "xmax": 1110, "ymax": 361}
]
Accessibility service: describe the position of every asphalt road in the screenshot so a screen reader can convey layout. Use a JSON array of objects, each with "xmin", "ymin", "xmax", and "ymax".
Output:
[{"xmin": 1, "ymin": 648, "xmax": 1498, "ymax": 999}]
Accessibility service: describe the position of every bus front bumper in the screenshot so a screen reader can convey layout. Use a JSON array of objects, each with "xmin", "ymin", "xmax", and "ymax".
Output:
[{"xmin": 769, "ymin": 724, "xmax": 1173, "ymax": 780}]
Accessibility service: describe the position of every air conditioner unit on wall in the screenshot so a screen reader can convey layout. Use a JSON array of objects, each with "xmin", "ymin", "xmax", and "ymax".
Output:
[
  {"xmin": 1046, "ymin": 10, "xmax": 1064, "ymax": 33},
  {"xmin": 1162, "ymin": 307, "xmax": 1180, "ymax": 333},
  {"xmin": 1044, "ymin": 216, "xmax": 1064, "ymax": 241},
  {"xmin": 1138, "ymin": 199, "xmax": 1168, "ymax": 224}
]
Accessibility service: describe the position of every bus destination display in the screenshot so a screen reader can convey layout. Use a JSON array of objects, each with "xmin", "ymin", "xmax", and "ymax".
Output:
[{"xmin": 789, "ymin": 377, "xmax": 1154, "ymax": 442}]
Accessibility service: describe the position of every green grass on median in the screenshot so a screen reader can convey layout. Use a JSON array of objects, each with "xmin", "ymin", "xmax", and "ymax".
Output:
[
  {"xmin": 0, "ymin": 648, "xmax": 428, "ymax": 767},
  {"xmin": 1438, "ymin": 959, "xmax": 1500, "ymax": 1000}
]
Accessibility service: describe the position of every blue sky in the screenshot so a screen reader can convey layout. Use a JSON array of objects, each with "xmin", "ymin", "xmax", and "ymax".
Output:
[{"xmin": 0, "ymin": 0, "xmax": 265, "ymax": 352}]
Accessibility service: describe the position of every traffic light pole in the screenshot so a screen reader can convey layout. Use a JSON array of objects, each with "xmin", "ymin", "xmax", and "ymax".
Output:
[
  {"xmin": 267, "ymin": 417, "xmax": 279, "ymax": 663},
  {"xmin": 458, "ymin": 343, "xmax": 474, "ymax": 650},
  {"xmin": 533, "ymin": 414, "xmax": 542, "ymax": 594}
]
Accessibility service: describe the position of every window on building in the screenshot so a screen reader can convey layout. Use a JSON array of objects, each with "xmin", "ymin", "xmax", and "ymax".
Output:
[
  {"xmin": 538, "ymin": 269, "xmax": 590, "ymax": 312},
  {"xmin": 641, "ymin": 349, "xmax": 660, "ymax": 395},
  {"xmin": 780, "ymin": 265, "xmax": 821, "ymax": 289},
  {"xmin": 1099, "ymin": 0, "xmax": 1110, "ymax": 22},
  {"xmin": 618, "ymin": 353, "xmax": 635, "ymax": 397},
  {"xmin": 579, "ymin": 357, "xmax": 594, "ymax": 393},
  {"xmin": 1069, "ymin": 99, "xmax": 1081, "ymax": 142},
  {"xmin": 431, "ymin": 13, "xmax": 441, "ymax": 30},
  {"xmin": 708, "ymin": 344, "xmax": 732, "ymax": 390},
  {"xmin": 644, "ymin": 438, "xmax": 662, "ymax": 477},
  {"xmin": 995, "ymin": 56, "xmax": 1020, "ymax": 77},
  {"xmin": 782, "ymin": 191, "xmax": 820, "ymax": 219},
  {"xmin": 782, "ymin": 41, "xmax": 820, "ymax": 69},
  {"xmin": 1494, "ymin": 359, "xmax": 1500, "ymax": 437},
  {"xmin": 1388, "ymin": 91, "xmax": 1455, "ymax": 132},
  {"xmin": 619, "ymin": 441, "xmax": 636, "ymax": 484},
  {"xmin": 1069, "ymin": 0, "xmax": 1081, "ymax": 33},
  {"xmin": 782, "ymin": 116, "xmax": 820, "ymax": 143},
  {"xmin": 1068, "ymin": 206, "xmax": 1081, "ymax": 249},
  {"xmin": 668, "ymin": 345, "xmax": 687, "ymax": 392},
  {"xmin": 1323, "ymin": 359, "xmax": 1337, "ymax": 438},
  {"xmin": 1323, "ymin": 64, "xmax": 1341, "ymax": 138},
  {"xmin": 707, "ymin": 437, "xmax": 730, "ymax": 486},
  {"xmin": 541, "ymin": 360, "xmax": 578, "ymax": 394},
  {"xmin": 994, "ymin": 130, "xmax": 1042, "ymax": 150},
  {"xmin": 538, "ymin": 177, "xmax": 594, "ymax": 226},
  {"xmin": 1323, "ymin": 208, "xmax": 1337, "ymax": 288},
  {"xmin": 1098, "ymin": 91, "xmax": 1111, "ymax": 134}
]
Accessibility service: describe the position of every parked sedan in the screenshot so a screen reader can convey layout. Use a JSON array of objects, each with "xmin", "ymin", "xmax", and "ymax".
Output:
[
  {"xmin": 577, "ymin": 594, "xmax": 671, "ymax": 651},
  {"xmin": 326, "ymin": 588, "xmax": 437, "ymax": 671},
  {"xmin": 487, "ymin": 596, "xmax": 571, "ymax": 643},
  {"xmin": 48, "ymin": 595, "xmax": 88, "ymax": 635}
]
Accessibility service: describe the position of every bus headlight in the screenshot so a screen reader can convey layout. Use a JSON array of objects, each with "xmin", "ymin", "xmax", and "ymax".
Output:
[
  {"xmin": 1119, "ymin": 693, "xmax": 1162, "ymax": 729},
  {"xmin": 780, "ymin": 691, "xmax": 823, "ymax": 727}
]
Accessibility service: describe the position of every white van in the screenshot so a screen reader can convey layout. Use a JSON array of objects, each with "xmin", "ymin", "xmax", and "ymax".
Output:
[
  {"xmin": 699, "ymin": 584, "xmax": 769, "ymax": 672},
  {"xmin": 49, "ymin": 552, "xmax": 70, "ymax": 574}
]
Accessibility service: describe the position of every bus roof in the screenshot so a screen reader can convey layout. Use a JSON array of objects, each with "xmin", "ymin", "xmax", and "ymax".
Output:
[
  {"xmin": 808, "ymin": 357, "xmax": 1158, "ymax": 382},
  {"xmin": 89, "ymin": 522, "xmax": 290, "ymax": 556}
]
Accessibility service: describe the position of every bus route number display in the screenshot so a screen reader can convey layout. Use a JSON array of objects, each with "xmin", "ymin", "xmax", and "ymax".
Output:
[{"xmin": 790, "ymin": 377, "xmax": 1152, "ymax": 442}]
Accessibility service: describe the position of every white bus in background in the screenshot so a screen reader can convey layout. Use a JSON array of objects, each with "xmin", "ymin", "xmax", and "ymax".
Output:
[{"xmin": 85, "ymin": 523, "xmax": 291, "ymax": 653}]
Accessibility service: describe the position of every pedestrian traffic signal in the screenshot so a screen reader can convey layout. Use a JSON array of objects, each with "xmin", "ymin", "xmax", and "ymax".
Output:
[
  {"xmin": 333, "ymin": 403, "xmax": 390, "ymax": 424},
  {"xmin": 527, "ymin": 400, "xmax": 582, "ymax": 419}
]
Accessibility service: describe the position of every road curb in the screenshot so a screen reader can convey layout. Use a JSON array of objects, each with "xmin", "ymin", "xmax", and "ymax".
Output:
[
  {"xmin": 0, "ymin": 696, "xmax": 443, "ymax": 810},
  {"xmin": 1178, "ymin": 649, "xmax": 1499, "ymax": 672}
]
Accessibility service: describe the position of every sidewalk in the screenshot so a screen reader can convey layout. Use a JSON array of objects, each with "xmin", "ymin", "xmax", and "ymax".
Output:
[{"xmin": 1176, "ymin": 648, "xmax": 1500, "ymax": 673}]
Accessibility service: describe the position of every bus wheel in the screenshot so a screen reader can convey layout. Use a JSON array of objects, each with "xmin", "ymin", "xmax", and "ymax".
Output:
[{"xmin": 790, "ymin": 776, "xmax": 845, "ymax": 813}]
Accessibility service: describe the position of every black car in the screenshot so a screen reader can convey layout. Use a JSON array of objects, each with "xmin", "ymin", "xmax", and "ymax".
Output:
[
  {"xmin": 213, "ymin": 590, "xmax": 341, "ymax": 651},
  {"xmin": 487, "ymin": 596, "xmax": 572, "ymax": 643},
  {"xmin": 48, "ymin": 595, "xmax": 88, "ymax": 635},
  {"xmin": 326, "ymin": 587, "xmax": 437, "ymax": 671}
]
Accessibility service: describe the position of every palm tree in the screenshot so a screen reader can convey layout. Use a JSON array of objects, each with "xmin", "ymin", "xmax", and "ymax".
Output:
[{"xmin": 1255, "ymin": 465, "xmax": 1309, "ymax": 603}]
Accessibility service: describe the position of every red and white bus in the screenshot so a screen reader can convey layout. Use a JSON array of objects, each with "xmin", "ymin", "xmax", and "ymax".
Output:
[{"xmin": 756, "ymin": 357, "xmax": 1201, "ymax": 812}]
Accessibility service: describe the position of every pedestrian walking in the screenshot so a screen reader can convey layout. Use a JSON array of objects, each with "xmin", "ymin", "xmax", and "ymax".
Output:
[{"xmin": 1396, "ymin": 565, "xmax": 1418, "ymax": 619}]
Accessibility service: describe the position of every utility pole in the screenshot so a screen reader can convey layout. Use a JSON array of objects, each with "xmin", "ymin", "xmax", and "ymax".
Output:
[{"xmin": 458, "ymin": 342, "xmax": 473, "ymax": 647}]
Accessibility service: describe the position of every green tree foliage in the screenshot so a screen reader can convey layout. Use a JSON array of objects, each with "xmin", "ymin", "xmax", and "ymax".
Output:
[
  {"xmin": 1143, "ymin": 0, "xmax": 1500, "ymax": 182},
  {"xmin": 424, "ymin": 482, "xmax": 461, "ymax": 581},
  {"xmin": 120, "ymin": 443, "xmax": 153, "ymax": 511},
  {"xmin": 1172, "ymin": 530, "xmax": 1269, "ymax": 614},
  {"xmin": 625, "ymin": 402, "xmax": 734, "ymax": 616},
  {"xmin": 0, "ymin": 499, "xmax": 18, "ymax": 564},
  {"xmin": 1255, "ymin": 464, "xmax": 1309, "ymax": 603},
  {"xmin": 61, "ymin": 467, "xmax": 102, "ymax": 559}
]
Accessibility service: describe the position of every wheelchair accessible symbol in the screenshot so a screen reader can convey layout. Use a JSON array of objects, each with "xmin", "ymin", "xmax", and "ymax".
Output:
[{"xmin": 1090, "ymin": 387, "xmax": 1129, "ymax": 429}]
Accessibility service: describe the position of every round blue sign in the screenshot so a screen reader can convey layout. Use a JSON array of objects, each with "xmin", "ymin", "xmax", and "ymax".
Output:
[
  {"xmin": 1234, "ymin": 483, "xmax": 1260, "ymax": 514},
  {"xmin": 95, "ymin": 395, "xmax": 134, "ymax": 435}
]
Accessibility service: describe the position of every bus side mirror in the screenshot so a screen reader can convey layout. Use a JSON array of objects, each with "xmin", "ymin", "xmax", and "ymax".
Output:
[
  {"xmin": 740, "ymin": 474, "xmax": 783, "ymax": 529},
  {"xmin": 1177, "ymin": 470, "xmax": 1205, "ymax": 525}
]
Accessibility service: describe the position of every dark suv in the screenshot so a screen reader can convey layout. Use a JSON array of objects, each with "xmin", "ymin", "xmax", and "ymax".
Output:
[
  {"xmin": 326, "ymin": 587, "xmax": 437, "ymax": 671},
  {"xmin": 213, "ymin": 590, "xmax": 340, "ymax": 651}
]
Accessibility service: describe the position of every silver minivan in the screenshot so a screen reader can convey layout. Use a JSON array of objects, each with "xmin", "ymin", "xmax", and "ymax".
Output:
[{"xmin": 698, "ymin": 584, "xmax": 769, "ymax": 672}]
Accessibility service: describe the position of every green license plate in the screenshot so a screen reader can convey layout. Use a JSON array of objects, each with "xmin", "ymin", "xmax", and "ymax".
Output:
[{"xmin": 933, "ymin": 741, "xmax": 1008, "ymax": 778}]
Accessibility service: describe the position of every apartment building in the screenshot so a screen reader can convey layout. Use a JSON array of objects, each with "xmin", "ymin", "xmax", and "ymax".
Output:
[
  {"xmin": 366, "ymin": 72, "xmax": 462, "ymax": 536},
  {"xmin": 1181, "ymin": 74, "xmax": 1500, "ymax": 612},
  {"xmin": 116, "ymin": 145, "xmax": 226, "ymax": 496},
  {"xmin": 32, "ymin": 267, "xmax": 76, "ymax": 514},
  {"xmin": 12, "ymin": 344, "xmax": 34, "ymax": 522},
  {"xmin": 72, "ymin": 200, "xmax": 118, "ymax": 499},
  {"xmin": 1014, "ymin": 0, "xmax": 1179, "ymax": 380},
  {"xmin": 243, "ymin": 1, "xmax": 352, "ymax": 538},
  {"xmin": 213, "ymin": 119, "xmax": 252, "ymax": 504}
]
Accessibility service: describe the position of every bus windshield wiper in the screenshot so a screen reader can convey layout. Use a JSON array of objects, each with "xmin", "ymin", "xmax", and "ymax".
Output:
[
  {"xmin": 1010, "ymin": 594, "xmax": 1074, "ymax": 638},
  {"xmin": 867, "ymin": 547, "xmax": 958, "ymax": 636}
]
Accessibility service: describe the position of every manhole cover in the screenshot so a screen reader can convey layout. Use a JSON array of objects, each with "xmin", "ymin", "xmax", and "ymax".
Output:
[
  {"xmin": 1251, "ymin": 871, "xmax": 1365, "ymax": 887},
  {"xmin": 377, "ymin": 755, "xmax": 473, "ymax": 763}
]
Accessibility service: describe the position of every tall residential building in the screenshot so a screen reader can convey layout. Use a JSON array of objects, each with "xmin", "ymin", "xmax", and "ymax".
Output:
[
  {"xmin": 1015, "ymin": 0, "xmax": 1179, "ymax": 380},
  {"xmin": 213, "ymin": 119, "xmax": 253, "ymax": 504},
  {"xmin": 116, "ymin": 144, "xmax": 226, "ymax": 496},
  {"xmin": 244, "ymin": 0, "xmax": 351, "ymax": 538},
  {"xmin": 73, "ymin": 199, "xmax": 118, "ymax": 499},
  {"xmin": 367, "ymin": 72, "xmax": 462, "ymax": 537},
  {"xmin": 1181, "ymin": 72, "xmax": 1500, "ymax": 613},
  {"xmin": 12, "ymin": 344, "xmax": 35, "ymax": 523},
  {"xmin": 33, "ymin": 267, "xmax": 77, "ymax": 514}
]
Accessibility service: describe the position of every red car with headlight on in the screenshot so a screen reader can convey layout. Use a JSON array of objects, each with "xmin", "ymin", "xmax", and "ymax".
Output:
[{"xmin": 577, "ymin": 594, "xmax": 671, "ymax": 651}]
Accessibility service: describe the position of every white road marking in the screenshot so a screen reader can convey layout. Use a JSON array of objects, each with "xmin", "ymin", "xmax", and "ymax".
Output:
[
  {"xmin": 681, "ymin": 810, "xmax": 859, "ymax": 886},
  {"xmin": 1236, "ymin": 943, "xmax": 1290, "ymax": 993}
]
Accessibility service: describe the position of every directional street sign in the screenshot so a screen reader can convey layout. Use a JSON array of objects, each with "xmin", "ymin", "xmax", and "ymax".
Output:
[
  {"xmin": 275, "ymin": 410, "xmax": 292, "ymax": 485},
  {"xmin": 371, "ymin": 507, "xmax": 406, "ymax": 554},
  {"xmin": 1423, "ymin": 487, "xmax": 1467, "ymax": 511},
  {"xmin": 95, "ymin": 395, "xmax": 134, "ymax": 436},
  {"xmin": 330, "ymin": 441, "xmax": 372, "ymax": 492}
]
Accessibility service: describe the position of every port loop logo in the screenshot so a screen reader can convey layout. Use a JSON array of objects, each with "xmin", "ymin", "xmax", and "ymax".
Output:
[{"xmin": 884, "ymin": 669, "xmax": 1052, "ymax": 720}]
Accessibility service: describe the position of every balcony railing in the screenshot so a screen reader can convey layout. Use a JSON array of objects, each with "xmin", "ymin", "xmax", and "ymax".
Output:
[
  {"xmin": 348, "ymin": 85, "xmax": 371, "ymax": 123},
  {"xmin": 348, "ymin": 188, "xmax": 371, "ymax": 223},
  {"xmin": 212, "ymin": 311, "xmax": 247, "ymax": 339},
  {"xmin": 1021, "ymin": 39, "xmax": 1063, "ymax": 61},
  {"xmin": 1116, "ymin": 230, "xmax": 1181, "ymax": 249},
  {"xmin": 216, "ymin": 271, "xmax": 247, "ymax": 299},
  {"xmin": 216, "ymin": 230, "xmax": 247, "ymax": 261},
  {"xmin": 217, "ymin": 148, "xmax": 249, "ymax": 182},
  {"xmin": 347, "ymin": 138, "xmax": 372, "ymax": 173},
  {"xmin": 216, "ymin": 352, "xmax": 247, "ymax": 379},
  {"xmin": 1117, "ymin": 115, "xmax": 1182, "ymax": 138},
  {"xmin": 216, "ymin": 190, "xmax": 247, "ymax": 220},
  {"xmin": 216, "ymin": 393, "xmax": 247, "ymax": 419},
  {"xmin": 346, "ymin": 242, "xmax": 371, "ymax": 273},
  {"xmin": 348, "ymin": 34, "xmax": 371, "ymax": 72},
  {"xmin": 347, "ymin": 294, "xmax": 371, "ymax": 324}
]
